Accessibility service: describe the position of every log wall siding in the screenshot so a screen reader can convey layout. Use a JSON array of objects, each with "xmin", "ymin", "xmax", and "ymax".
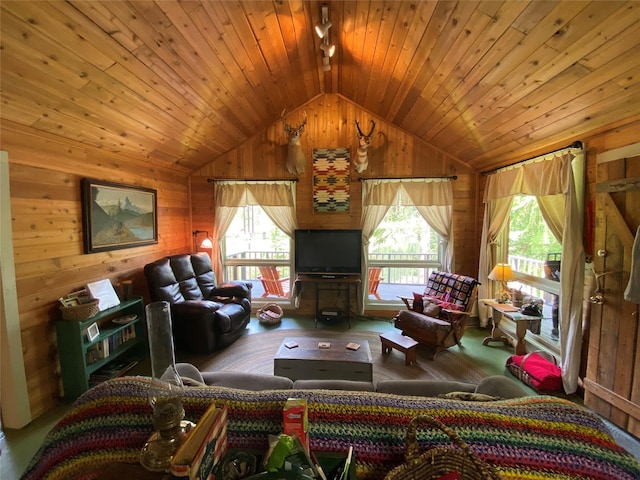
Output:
[{"xmin": 3, "ymin": 120, "xmax": 191, "ymax": 419}]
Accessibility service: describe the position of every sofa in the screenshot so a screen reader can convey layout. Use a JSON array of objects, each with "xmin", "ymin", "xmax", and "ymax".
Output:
[
  {"xmin": 22, "ymin": 373, "xmax": 640, "ymax": 480},
  {"xmin": 395, "ymin": 271, "xmax": 480, "ymax": 358},
  {"xmin": 144, "ymin": 253, "xmax": 252, "ymax": 353},
  {"xmin": 177, "ymin": 364, "xmax": 529, "ymax": 399}
]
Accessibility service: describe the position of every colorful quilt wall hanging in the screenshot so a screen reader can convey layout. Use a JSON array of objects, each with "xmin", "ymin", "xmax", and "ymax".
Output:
[{"xmin": 312, "ymin": 148, "xmax": 350, "ymax": 212}]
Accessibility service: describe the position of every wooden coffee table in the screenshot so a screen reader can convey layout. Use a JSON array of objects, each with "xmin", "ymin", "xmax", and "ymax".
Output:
[{"xmin": 274, "ymin": 337, "xmax": 373, "ymax": 382}]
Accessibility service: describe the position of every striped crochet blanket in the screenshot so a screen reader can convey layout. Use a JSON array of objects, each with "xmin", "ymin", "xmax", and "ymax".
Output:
[{"xmin": 23, "ymin": 377, "xmax": 640, "ymax": 480}]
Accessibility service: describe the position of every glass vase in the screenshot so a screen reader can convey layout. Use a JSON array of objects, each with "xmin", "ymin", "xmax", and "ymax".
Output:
[{"xmin": 140, "ymin": 301, "xmax": 191, "ymax": 472}]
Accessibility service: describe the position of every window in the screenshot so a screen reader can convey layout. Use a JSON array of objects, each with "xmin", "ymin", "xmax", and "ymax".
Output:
[
  {"xmin": 223, "ymin": 205, "xmax": 292, "ymax": 302},
  {"xmin": 507, "ymin": 195, "xmax": 561, "ymax": 347},
  {"xmin": 367, "ymin": 205, "xmax": 444, "ymax": 303}
]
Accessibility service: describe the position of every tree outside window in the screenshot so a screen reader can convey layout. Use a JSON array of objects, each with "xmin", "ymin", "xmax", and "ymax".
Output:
[{"xmin": 368, "ymin": 206, "xmax": 443, "ymax": 302}]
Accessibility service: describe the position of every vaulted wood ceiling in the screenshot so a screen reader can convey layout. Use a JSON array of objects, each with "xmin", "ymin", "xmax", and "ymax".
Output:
[{"xmin": 1, "ymin": 1, "xmax": 639, "ymax": 174}]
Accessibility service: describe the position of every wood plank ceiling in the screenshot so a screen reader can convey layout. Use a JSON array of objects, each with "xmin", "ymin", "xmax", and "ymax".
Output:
[{"xmin": 1, "ymin": 1, "xmax": 639, "ymax": 174}]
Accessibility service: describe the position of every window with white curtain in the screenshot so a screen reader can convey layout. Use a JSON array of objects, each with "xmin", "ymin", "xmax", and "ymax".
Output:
[
  {"xmin": 223, "ymin": 205, "xmax": 292, "ymax": 301},
  {"xmin": 367, "ymin": 205, "xmax": 444, "ymax": 304},
  {"xmin": 214, "ymin": 181, "xmax": 297, "ymax": 304},
  {"xmin": 506, "ymin": 195, "xmax": 562, "ymax": 347},
  {"xmin": 360, "ymin": 178, "xmax": 454, "ymax": 311}
]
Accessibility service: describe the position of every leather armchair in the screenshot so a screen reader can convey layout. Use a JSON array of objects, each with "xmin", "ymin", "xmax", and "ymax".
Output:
[{"xmin": 144, "ymin": 253, "xmax": 252, "ymax": 353}]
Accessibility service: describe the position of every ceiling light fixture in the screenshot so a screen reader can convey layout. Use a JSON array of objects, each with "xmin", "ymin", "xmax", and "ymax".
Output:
[
  {"xmin": 322, "ymin": 56, "xmax": 331, "ymax": 72},
  {"xmin": 320, "ymin": 43, "xmax": 335, "ymax": 58},
  {"xmin": 315, "ymin": 4, "xmax": 331, "ymax": 38},
  {"xmin": 315, "ymin": 20, "xmax": 332, "ymax": 39},
  {"xmin": 317, "ymin": 4, "xmax": 335, "ymax": 71}
]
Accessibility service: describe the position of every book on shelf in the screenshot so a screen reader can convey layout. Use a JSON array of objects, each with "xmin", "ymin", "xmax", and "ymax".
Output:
[
  {"xmin": 170, "ymin": 403, "xmax": 228, "ymax": 479},
  {"xmin": 89, "ymin": 358, "xmax": 139, "ymax": 385}
]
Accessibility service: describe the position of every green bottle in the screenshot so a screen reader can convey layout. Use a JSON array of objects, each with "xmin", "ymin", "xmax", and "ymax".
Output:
[{"xmin": 265, "ymin": 434, "xmax": 295, "ymax": 472}]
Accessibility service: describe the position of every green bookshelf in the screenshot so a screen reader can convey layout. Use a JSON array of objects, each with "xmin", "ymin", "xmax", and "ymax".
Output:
[{"xmin": 55, "ymin": 297, "xmax": 147, "ymax": 399}]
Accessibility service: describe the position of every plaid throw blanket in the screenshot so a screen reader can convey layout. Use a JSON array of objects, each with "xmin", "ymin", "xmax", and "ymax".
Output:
[
  {"xmin": 424, "ymin": 271, "xmax": 477, "ymax": 307},
  {"xmin": 23, "ymin": 377, "xmax": 640, "ymax": 480}
]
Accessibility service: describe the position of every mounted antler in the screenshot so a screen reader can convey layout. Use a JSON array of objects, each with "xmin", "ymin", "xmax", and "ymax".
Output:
[
  {"xmin": 354, "ymin": 119, "xmax": 376, "ymax": 173},
  {"xmin": 282, "ymin": 109, "xmax": 308, "ymax": 175}
]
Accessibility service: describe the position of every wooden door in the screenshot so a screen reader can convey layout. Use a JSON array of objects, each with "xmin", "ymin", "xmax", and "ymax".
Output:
[{"xmin": 584, "ymin": 145, "xmax": 640, "ymax": 436}]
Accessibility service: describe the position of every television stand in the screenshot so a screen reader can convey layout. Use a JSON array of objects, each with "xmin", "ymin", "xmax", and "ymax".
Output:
[{"xmin": 295, "ymin": 274, "xmax": 361, "ymax": 328}]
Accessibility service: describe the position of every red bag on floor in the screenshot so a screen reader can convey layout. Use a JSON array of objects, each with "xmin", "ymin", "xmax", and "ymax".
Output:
[{"xmin": 506, "ymin": 351, "xmax": 563, "ymax": 392}]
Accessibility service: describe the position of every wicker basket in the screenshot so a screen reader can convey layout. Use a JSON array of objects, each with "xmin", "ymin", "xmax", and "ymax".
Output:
[
  {"xmin": 384, "ymin": 416, "xmax": 502, "ymax": 480},
  {"xmin": 60, "ymin": 299, "xmax": 100, "ymax": 321},
  {"xmin": 257, "ymin": 303, "xmax": 283, "ymax": 325}
]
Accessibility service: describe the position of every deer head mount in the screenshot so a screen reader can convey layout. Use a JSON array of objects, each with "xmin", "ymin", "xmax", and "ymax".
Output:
[
  {"xmin": 282, "ymin": 109, "xmax": 308, "ymax": 175},
  {"xmin": 354, "ymin": 119, "xmax": 376, "ymax": 173}
]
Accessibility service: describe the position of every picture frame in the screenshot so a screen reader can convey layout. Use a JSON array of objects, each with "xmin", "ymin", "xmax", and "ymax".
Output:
[
  {"xmin": 59, "ymin": 297, "xmax": 80, "ymax": 307},
  {"xmin": 86, "ymin": 322, "xmax": 100, "ymax": 342},
  {"xmin": 82, "ymin": 178, "xmax": 157, "ymax": 253}
]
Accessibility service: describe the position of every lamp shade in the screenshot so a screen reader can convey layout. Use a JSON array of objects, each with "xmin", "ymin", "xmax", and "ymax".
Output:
[
  {"xmin": 193, "ymin": 230, "xmax": 213, "ymax": 250},
  {"xmin": 488, "ymin": 263, "xmax": 515, "ymax": 282}
]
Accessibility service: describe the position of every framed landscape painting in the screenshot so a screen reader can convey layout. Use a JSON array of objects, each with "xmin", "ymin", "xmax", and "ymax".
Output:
[{"xmin": 82, "ymin": 178, "xmax": 158, "ymax": 253}]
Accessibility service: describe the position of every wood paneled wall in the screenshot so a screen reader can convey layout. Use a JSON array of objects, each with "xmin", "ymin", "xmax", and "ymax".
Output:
[
  {"xmin": 192, "ymin": 94, "xmax": 480, "ymax": 279},
  {"xmin": 2, "ymin": 120, "xmax": 191, "ymax": 421},
  {"xmin": 2, "ymin": 93, "xmax": 640, "ymax": 434}
]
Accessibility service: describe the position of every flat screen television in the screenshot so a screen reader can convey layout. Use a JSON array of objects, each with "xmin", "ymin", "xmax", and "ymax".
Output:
[{"xmin": 294, "ymin": 229, "xmax": 362, "ymax": 277}]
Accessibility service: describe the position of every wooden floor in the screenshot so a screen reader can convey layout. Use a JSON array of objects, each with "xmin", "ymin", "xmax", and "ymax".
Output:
[{"xmin": 253, "ymin": 279, "xmax": 560, "ymax": 349}]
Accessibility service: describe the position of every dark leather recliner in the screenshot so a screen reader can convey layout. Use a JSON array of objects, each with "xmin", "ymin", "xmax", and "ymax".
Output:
[{"xmin": 144, "ymin": 253, "xmax": 252, "ymax": 353}]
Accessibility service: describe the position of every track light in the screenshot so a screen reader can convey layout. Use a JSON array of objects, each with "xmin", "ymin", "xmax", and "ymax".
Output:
[
  {"xmin": 315, "ymin": 4, "xmax": 331, "ymax": 38},
  {"xmin": 320, "ymin": 43, "xmax": 335, "ymax": 57},
  {"xmin": 315, "ymin": 20, "xmax": 332, "ymax": 38}
]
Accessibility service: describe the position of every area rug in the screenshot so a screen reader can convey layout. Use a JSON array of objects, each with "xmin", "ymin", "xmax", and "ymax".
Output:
[{"xmin": 182, "ymin": 329, "xmax": 488, "ymax": 384}]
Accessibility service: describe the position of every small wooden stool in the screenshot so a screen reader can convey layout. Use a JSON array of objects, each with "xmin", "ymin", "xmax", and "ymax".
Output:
[{"xmin": 380, "ymin": 331, "xmax": 418, "ymax": 365}]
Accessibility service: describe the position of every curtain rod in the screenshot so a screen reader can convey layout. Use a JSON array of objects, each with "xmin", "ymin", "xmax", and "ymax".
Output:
[
  {"xmin": 358, "ymin": 175, "xmax": 457, "ymax": 181},
  {"xmin": 481, "ymin": 140, "xmax": 583, "ymax": 176},
  {"xmin": 207, "ymin": 178, "xmax": 299, "ymax": 183}
]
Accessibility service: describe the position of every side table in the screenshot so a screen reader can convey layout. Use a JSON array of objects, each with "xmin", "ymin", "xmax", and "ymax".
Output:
[{"xmin": 482, "ymin": 301, "xmax": 542, "ymax": 355}]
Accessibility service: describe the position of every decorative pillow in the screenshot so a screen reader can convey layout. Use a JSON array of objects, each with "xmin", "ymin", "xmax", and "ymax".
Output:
[
  {"xmin": 438, "ymin": 391, "xmax": 501, "ymax": 401},
  {"xmin": 423, "ymin": 302, "xmax": 441, "ymax": 317},
  {"xmin": 412, "ymin": 292, "xmax": 424, "ymax": 312},
  {"xmin": 434, "ymin": 299, "xmax": 464, "ymax": 311}
]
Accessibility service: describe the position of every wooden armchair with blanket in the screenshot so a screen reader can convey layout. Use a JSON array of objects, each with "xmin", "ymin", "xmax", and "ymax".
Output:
[{"xmin": 395, "ymin": 271, "xmax": 479, "ymax": 359}]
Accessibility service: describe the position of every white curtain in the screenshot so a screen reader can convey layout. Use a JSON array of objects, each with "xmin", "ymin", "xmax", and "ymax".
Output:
[
  {"xmin": 360, "ymin": 178, "xmax": 454, "ymax": 313},
  {"xmin": 477, "ymin": 197, "xmax": 513, "ymax": 327},
  {"xmin": 213, "ymin": 181, "xmax": 297, "ymax": 282},
  {"xmin": 481, "ymin": 148, "xmax": 585, "ymax": 393}
]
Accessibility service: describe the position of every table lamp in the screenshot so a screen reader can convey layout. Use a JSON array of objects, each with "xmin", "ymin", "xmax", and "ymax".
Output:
[{"xmin": 488, "ymin": 263, "xmax": 515, "ymax": 303}]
